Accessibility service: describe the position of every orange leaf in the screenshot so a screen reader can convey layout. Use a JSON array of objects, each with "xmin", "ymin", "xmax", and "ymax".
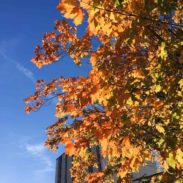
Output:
[
  {"xmin": 57, "ymin": 0, "xmax": 84, "ymax": 26},
  {"xmin": 122, "ymin": 136, "xmax": 131, "ymax": 148},
  {"xmin": 62, "ymin": 138, "xmax": 75, "ymax": 156},
  {"xmin": 73, "ymin": 9, "xmax": 84, "ymax": 25},
  {"xmin": 85, "ymin": 172, "xmax": 104, "ymax": 183},
  {"xmin": 65, "ymin": 142, "xmax": 75, "ymax": 156}
]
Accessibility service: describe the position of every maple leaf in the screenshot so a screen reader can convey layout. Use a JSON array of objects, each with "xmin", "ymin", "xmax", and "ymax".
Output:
[
  {"xmin": 85, "ymin": 172, "xmax": 104, "ymax": 183},
  {"xmin": 156, "ymin": 124, "xmax": 165, "ymax": 134},
  {"xmin": 63, "ymin": 138, "xmax": 75, "ymax": 156},
  {"xmin": 73, "ymin": 9, "xmax": 84, "ymax": 26},
  {"xmin": 57, "ymin": 0, "xmax": 84, "ymax": 26}
]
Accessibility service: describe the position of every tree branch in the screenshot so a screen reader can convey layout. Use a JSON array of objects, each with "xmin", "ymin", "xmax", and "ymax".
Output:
[{"xmin": 82, "ymin": 2, "xmax": 183, "ymax": 28}]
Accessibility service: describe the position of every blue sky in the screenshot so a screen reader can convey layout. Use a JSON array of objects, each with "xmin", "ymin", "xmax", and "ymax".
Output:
[{"xmin": 0, "ymin": 0, "xmax": 90, "ymax": 183}]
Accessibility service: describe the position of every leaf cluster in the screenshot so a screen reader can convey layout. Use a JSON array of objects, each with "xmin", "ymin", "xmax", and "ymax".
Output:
[{"xmin": 25, "ymin": 0, "xmax": 183, "ymax": 182}]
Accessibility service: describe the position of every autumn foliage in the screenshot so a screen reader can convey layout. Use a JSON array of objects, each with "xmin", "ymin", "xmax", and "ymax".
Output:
[{"xmin": 24, "ymin": 0, "xmax": 183, "ymax": 182}]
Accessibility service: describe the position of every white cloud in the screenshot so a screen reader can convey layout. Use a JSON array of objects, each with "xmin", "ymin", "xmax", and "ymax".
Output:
[
  {"xmin": 25, "ymin": 143, "xmax": 54, "ymax": 173},
  {"xmin": 0, "ymin": 49, "xmax": 36, "ymax": 84},
  {"xmin": 25, "ymin": 143, "xmax": 45, "ymax": 156}
]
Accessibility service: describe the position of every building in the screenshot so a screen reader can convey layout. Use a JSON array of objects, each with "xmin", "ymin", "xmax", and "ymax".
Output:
[{"xmin": 55, "ymin": 146, "xmax": 159, "ymax": 183}]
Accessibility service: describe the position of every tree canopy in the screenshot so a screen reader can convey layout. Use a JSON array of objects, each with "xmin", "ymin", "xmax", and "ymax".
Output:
[{"xmin": 24, "ymin": 0, "xmax": 183, "ymax": 182}]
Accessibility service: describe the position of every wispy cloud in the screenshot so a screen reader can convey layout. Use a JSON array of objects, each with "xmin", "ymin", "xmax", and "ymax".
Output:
[
  {"xmin": 25, "ymin": 143, "xmax": 54, "ymax": 173},
  {"xmin": 25, "ymin": 143, "xmax": 45, "ymax": 155},
  {"xmin": 0, "ymin": 49, "xmax": 36, "ymax": 84}
]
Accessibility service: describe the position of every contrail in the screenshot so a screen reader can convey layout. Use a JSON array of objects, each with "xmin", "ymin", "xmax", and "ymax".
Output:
[
  {"xmin": 0, "ymin": 49, "xmax": 36, "ymax": 84},
  {"xmin": 0, "ymin": 50, "xmax": 58, "ymax": 105}
]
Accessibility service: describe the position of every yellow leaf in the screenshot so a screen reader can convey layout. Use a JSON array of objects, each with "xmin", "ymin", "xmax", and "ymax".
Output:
[
  {"xmin": 155, "ymin": 85, "xmax": 161, "ymax": 92},
  {"xmin": 78, "ymin": 147, "xmax": 87, "ymax": 159},
  {"xmin": 118, "ymin": 169, "xmax": 127, "ymax": 178},
  {"xmin": 167, "ymin": 152, "xmax": 176, "ymax": 169},
  {"xmin": 178, "ymin": 79, "xmax": 183, "ymax": 88},
  {"xmin": 127, "ymin": 97, "xmax": 133, "ymax": 106},
  {"xmin": 176, "ymin": 148, "xmax": 183, "ymax": 168},
  {"xmin": 130, "ymin": 156, "xmax": 137, "ymax": 169},
  {"xmin": 73, "ymin": 9, "xmax": 84, "ymax": 26},
  {"xmin": 122, "ymin": 136, "xmax": 131, "ymax": 148},
  {"xmin": 156, "ymin": 124, "xmax": 165, "ymax": 134},
  {"xmin": 160, "ymin": 42, "xmax": 167, "ymax": 60}
]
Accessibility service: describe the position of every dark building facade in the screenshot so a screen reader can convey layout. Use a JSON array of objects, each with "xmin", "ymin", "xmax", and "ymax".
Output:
[
  {"xmin": 55, "ymin": 146, "xmax": 158, "ymax": 183},
  {"xmin": 55, "ymin": 153, "xmax": 73, "ymax": 183},
  {"xmin": 55, "ymin": 146, "xmax": 107, "ymax": 183}
]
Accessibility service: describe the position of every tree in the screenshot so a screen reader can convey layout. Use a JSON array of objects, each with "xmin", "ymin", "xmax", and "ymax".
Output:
[{"xmin": 24, "ymin": 0, "xmax": 183, "ymax": 182}]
